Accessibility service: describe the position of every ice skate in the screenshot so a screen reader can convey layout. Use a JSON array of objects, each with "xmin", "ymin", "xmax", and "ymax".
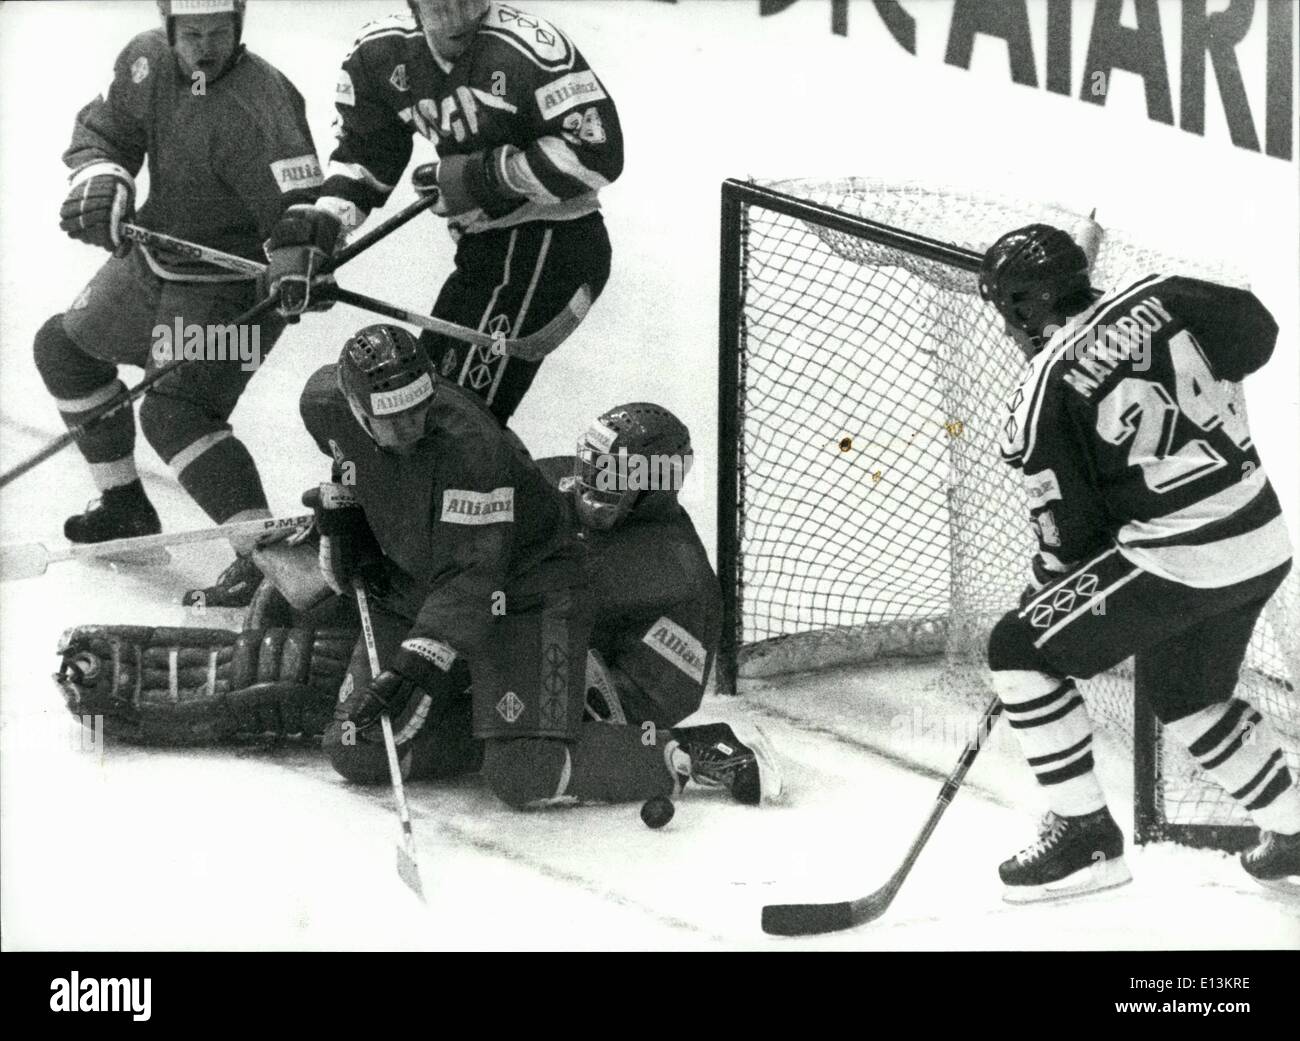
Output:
[
  {"xmin": 671, "ymin": 721, "xmax": 784, "ymax": 805},
  {"xmin": 63, "ymin": 480, "xmax": 168, "ymax": 566},
  {"xmin": 999, "ymin": 808, "xmax": 1131, "ymax": 903},
  {"xmin": 182, "ymin": 553, "xmax": 263, "ymax": 609}
]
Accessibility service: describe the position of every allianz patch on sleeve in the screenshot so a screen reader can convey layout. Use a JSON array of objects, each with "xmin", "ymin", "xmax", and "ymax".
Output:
[
  {"xmin": 441, "ymin": 487, "xmax": 515, "ymax": 525},
  {"xmin": 643, "ymin": 617, "xmax": 706, "ymax": 685},
  {"xmin": 270, "ymin": 155, "xmax": 324, "ymax": 193},
  {"xmin": 536, "ymin": 69, "xmax": 606, "ymax": 121}
]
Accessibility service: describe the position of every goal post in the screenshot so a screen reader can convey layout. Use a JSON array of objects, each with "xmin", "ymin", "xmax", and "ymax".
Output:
[{"xmin": 716, "ymin": 176, "xmax": 1300, "ymax": 853}]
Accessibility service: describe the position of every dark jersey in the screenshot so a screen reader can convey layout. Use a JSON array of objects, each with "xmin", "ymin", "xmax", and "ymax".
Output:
[
  {"xmin": 537, "ymin": 456, "xmax": 722, "ymax": 710},
  {"xmin": 322, "ymin": 3, "xmax": 622, "ymax": 236},
  {"xmin": 300, "ymin": 371, "xmax": 582, "ymax": 657},
  {"xmin": 66, "ymin": 31, "xmax": 321, "ymax": 279},
  {"xmin": 1000, "ymin": 275, "xmax": 1290, "ymax": 589}
]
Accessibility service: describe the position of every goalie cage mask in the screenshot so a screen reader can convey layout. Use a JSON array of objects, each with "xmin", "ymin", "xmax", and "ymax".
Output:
[
  {"xmin": 158, "ymin": 0, "xmax": 247, "ymax": 46},
  {"xmin": 575, "ymin": 403, "xmax": 693, "ymax": 531},
  {"xmin": 979, "ymin": 223, "xmax": 1093, "ymax": 353},
  {"xmin": 337, "ymin": 324, "xmax": 439, "ymax": 455}
]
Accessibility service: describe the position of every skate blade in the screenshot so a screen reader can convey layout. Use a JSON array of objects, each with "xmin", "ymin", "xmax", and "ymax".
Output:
[
  {"xmin": 1250, "ymin": 874, "xmax": 1300, "ymax": 898},
  {"xmin": 736, "ymin": 720, "xmax": 785, "ymax": 805},
  {"xmin": 1002, "ymin": 856, "xmax": 1132, "ymax": 905},
  {"xmin": 92, "ymin": 547, "xmax": 173, "ymax": 568}
]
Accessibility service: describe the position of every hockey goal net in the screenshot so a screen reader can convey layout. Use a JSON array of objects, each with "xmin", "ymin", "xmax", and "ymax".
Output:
[{"xmin": 717, "ymin": 177, "xmax": 1299, "ymax": 851}]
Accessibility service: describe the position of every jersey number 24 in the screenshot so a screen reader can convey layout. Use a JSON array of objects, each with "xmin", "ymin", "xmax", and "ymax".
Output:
[{"xmin": 1095, "ymin": 330, "xmax": 1252, "ymax": 494}]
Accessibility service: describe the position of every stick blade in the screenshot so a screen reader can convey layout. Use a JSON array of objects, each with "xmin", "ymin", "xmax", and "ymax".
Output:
[
  {"xmin": 396, "ymin": 844, "xmax": 426, "ymax": 903},
  {"xmin": 761, "ymin": 900, "xmax": 858, "ymax": 936}
]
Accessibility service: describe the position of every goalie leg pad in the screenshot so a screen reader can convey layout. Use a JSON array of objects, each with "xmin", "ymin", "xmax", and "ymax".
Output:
[
  {"xmin": 470, "ymin": 589, "xmax": 590, "ymax": 741},
  {"xmin": 55, "ymin": 623, "xmax": 353, "ymax": 745}
]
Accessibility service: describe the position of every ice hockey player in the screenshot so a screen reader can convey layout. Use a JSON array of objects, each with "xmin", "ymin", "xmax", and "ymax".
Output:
[
  {"xmin": 978, "ymin": 223, "xmax": 1299, "ymax": 897},
  {"xmin": 34, "ymin": 0, "xmax": 323, "ymax": 608},
  {"xmin": 263, "ymin": 0, "xmax": 621, "ymax": 424},
  {"xmin": 304, "ymin": 324, "xmax": 778, "ymax": 810},
  {"xmin": 53, "ymin": 402, "xmax": 736, "ymax": 803}
]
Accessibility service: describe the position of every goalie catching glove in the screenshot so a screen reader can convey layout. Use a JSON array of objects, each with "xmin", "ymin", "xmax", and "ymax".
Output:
[
  {"xmin": 60, "ymin": 162, "xmax": 134, "ymax": 254},
  {"xmin": 55, "ymin": 623, "xmax": 354, "ymax": 745}
]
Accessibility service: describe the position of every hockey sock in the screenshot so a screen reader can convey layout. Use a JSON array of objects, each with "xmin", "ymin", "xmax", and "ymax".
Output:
[
  {"xmin": 56, "ymin": 379, "xmax": 138, "ymax": 491},
  {"xmin": 169, "ymin": 431, "xmax": 269, "ymax": 531},
  {"xmin": 992, "ymin": 670, "xmax": 1107, "ymax": 816},
  {"xmin": 1164, "ymin": 699, "xmax": 1300, "ymax": 835}
]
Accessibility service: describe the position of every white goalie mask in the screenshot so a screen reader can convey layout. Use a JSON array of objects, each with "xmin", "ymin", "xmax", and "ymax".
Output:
[{"xmin": 408, "ymin": 0, "xmax": 490, "ymax": 61}]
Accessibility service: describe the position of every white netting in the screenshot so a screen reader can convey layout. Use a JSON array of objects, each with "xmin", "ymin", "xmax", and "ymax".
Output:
[{"xmin": 733, "ymin": 177, "xmax": 1298, "ymax": 839}]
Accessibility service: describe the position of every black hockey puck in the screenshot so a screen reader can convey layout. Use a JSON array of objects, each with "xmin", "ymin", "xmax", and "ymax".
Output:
[{"xmin": 640, "ymin": 795, "xmax": 675, "ymax": 829}]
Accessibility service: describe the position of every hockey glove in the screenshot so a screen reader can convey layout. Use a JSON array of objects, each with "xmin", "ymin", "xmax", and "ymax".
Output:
[
  {"xmin": 302, "ymin": 482, "xmax": 387, "ymax": 596},
  {"xmin": 60, "ymin": 161, "xmax": 135, "ymax": 254},
  {"xmin": 264, "ymin": 204, "xmax": 342, "ymax": 317},
  {"xmin": 341, "ymin": 636, "xmax": 459, "ymax": 734},
  {"xmin": 425, "ymin": 150, "xmax": 526, "ymax": 220}
]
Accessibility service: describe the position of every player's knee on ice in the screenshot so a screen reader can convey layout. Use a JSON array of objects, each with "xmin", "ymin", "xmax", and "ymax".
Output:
[{"xmin": 481, "ymin": 738, "xmax": 571, "ymax": 809}]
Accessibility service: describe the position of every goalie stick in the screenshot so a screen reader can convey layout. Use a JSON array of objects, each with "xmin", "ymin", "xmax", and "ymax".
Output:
[
  {"xmin": 1, "ymin": 512, "xmax": 312, "ymax": 582},
  {"xmin": 352, "ymin": 576, "xmax": 427, "ymax": 903},
  {"xmin": 761, "ymin": 696, "xmax": 1003, "ymax": 936}
]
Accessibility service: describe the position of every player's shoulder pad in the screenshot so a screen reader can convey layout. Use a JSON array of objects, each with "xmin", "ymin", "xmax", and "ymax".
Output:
[
  {"xmin": 479, "ymin": 2, "xmax": 578, "ymax": 73},
  {"xmin": 112, "ymin": 29, "xmax": 172, "ymax": 85},
  {"xmin": 344, "ymin": 12, "xmax": 422, "ymax": 64}
]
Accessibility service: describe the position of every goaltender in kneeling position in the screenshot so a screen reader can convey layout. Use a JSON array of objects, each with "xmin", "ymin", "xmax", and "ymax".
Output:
[
  {"xmin": 306, "ymin": 326, "xmax": 779, "ymax": 808},
  {"xmin": 978, "ymin": 223, "xmax": 1299, "ymax": 899}
]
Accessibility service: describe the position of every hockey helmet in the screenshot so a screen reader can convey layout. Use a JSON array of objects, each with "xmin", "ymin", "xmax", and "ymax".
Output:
[
  {"xmin": 574, "ymin": 403, "xmax": 693, "ymax": 531},
  {"xmin": 979, "ymin": 224, "xmax": 1093, "ymax": 352},
  {"xmin": 158, "ymin": 0, "xmax": 247, "ymax": 46},
  {"xmin": 336, "ymin": 325, "xmax": 438, "ymax": 454},
  {"xmin": 408, "ymin": 0, "xmax": 490, "ymax": 61}
]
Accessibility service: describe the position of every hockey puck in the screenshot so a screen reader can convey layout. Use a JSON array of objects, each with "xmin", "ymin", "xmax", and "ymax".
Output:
[{"xmin": 640, "ymin": 795, "xmax": 675, "ymax": 829}]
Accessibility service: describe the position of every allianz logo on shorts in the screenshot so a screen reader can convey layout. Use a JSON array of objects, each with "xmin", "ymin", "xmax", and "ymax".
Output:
[
  {"xmin": 151, "ymin": 318, "xmax": 261, "ymax": 372},
  {"xmin": 1027, "ymin": 571, "xmax": 1100, "ymax": 629}
]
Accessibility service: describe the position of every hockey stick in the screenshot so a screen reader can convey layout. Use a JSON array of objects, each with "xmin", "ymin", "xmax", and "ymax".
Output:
[
  {"xmin": 325, "ymin": 285, "xmax": 579, "ymax": 361},
  {"xmin": 761, "ymin": 696, "xmax": 1003, "ymax": 936},
  {"xmin": 352, "ymin": 576, "xmax": 427, "ymax": 903},
  {"xmin": 0, "ymin": 512, "xmax": 313, "ymax": 583},
  {"xmin": 0, "ymin": 195, "xmax": 440, "ymax": 491},
  {"xmin": 119, "ymin": 224, "xmax": 266, "ymax": 277}
]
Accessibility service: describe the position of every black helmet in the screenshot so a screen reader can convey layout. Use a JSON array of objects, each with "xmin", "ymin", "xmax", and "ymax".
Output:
[
  {"xmin": 336, "ymin": 325, "xmax": 437, "ymax": 453},
  {"xmin": 979, "ymin": 224, "xmax": 1092, "ymax": 351},
  {"xmin": 574, "ymin": 403, "xmax": 693, "ymax": 530}
]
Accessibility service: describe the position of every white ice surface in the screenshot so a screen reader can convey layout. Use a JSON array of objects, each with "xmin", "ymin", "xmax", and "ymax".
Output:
[{"xmin": 2, "ymin": 1, "xmax": 1298, "ymax": 950}]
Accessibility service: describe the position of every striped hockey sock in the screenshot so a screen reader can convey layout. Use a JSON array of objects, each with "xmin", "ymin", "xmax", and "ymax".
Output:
[
  {"xmin": 993, "ymin": 670, "xmax": 1107, "ymax": 816},
  {"xmin": 1165, "ymin": 699, "xmax": 1300, "ymax": 835}
]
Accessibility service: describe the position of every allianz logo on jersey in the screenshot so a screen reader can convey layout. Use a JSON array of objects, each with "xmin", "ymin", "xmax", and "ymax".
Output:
[
  {"xmin": 269, "ymin": 155, "xmax": 324, "ymax": 194},
  {"xmin": 441, "ymin": 486, "xmax": 515, "ymax": 525},
  {"xmin": 644, "ymin": 618, "xmax": 706, "ymax": 684},
  {"xmin": 50, "ymin": 972, "xmax": 150, "ymax": 1021},
  {"xmin": 151, "ymin": 319, "xmax": 260, "ymax": 372}
]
